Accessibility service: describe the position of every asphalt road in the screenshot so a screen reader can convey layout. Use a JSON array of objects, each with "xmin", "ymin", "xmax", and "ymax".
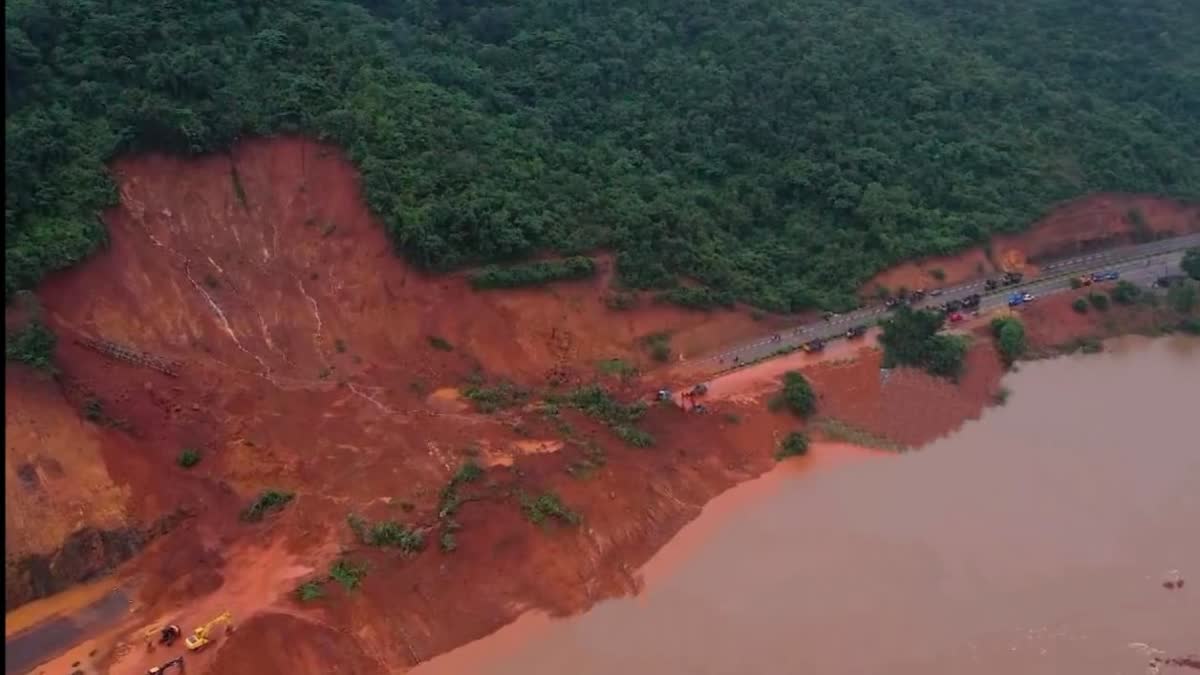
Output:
[{"xmin": 699, "ymin": 233, "xmax": 1200, "ymax": 372}]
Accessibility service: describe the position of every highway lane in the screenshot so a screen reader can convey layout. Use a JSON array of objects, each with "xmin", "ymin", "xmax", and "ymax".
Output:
[{"xmin": 695, "ymin": 235, "xmax": 1198, "ymax": 375}]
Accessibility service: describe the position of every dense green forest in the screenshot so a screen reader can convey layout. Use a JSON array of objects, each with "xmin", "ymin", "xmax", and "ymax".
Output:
[{"xmin": 7, "ymin": 0, "xmax": 1199, "ymax": 308}]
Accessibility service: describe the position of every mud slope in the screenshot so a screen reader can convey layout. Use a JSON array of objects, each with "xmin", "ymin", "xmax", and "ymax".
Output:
[
  {"xmin": 9, "ymin": 137, "xmax": 796, "ymax": 674},
  {"xmin": 13, "ymin": 136, "xmax": 1193, "ymax": 674}
]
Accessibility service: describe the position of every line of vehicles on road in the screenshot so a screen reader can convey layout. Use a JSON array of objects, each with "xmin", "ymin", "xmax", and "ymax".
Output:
[{"xmin": 719, "ymin": 267, "xmax": 1128, "ymax": 370}]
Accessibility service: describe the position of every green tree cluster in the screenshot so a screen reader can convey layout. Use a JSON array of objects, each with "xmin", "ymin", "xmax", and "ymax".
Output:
[
  {"xmin": 775, "ymin": 371, "xmax": 816, "ymax": 418},
  {"xmin": 989, "ymin": 317, "xmax": 1027, "ymax": 365},
  {"xmin": 469, "ymin": 256, "xmax": 596, "ymax": 289},
  {"xmin": 878, "ymin": 306, "xmax": 968, "ymax": 378},
  {"xmin": 1182, "ymin": 249, "xmax": 1200, "ymax": 281},
  {"xmin": 7, "ymin": 1, "xmax": 1199, "ymax": 305}
]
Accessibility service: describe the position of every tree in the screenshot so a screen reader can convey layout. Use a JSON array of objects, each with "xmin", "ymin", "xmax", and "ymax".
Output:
[
  {"xmin": 1072, "ymin": 298, "xmax": 1089, "ymax": 314},
  {"xmin": 1183, "ymin": 249, "xmax": 1200, "ymax": 281},
  {"xmin": 775, "ymin": 431, "xmax": 809, "ymax": 460},
  {"xmin": 1109, "ymin": 281, "xmax": 1142, "ymax": 305},
  {"xmin": 777, "ymin": 371, "xmax": 816, "ymax": 418},
  {"xmin": 878, "ymin": 306, "xmax": 967, "ymax": 378},
  {"xmin": 990, "ymin": 317, "xmax": 1027, "ymax": 365}
]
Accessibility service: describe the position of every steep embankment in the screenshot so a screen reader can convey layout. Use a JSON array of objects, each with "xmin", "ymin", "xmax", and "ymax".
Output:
[{"xmin": 6, "ymin": 136, "xmax": 1197, "ymax": 674}]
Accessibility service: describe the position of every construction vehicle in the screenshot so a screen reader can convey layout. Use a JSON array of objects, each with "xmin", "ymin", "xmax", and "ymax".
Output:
[
  {"xmin": 656, "ymin": 389, "xmax": 672, "ymax": 401},
  {"xmin": 185, "ymin": 611, "xmax": 233, "ymax": 651},
  {"xmin": 148, "ymin": 657, "xmax": 184, "ymax": 674}
]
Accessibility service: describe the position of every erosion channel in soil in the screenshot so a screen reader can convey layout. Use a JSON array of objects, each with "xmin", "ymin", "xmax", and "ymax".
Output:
[{"xmin": 416, "ymin": 335, "xmax": 1200, "ymax": 675}]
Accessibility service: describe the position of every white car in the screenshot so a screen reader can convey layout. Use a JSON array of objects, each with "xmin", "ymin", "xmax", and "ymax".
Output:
[{"xmin": 1022, "ymin": 292, "xmax": 1035, "ymax": 302}]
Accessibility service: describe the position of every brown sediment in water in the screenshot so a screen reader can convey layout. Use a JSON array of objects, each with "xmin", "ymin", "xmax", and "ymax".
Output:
[{"xmin": 6, "ymin": 135, "xmax": 1196, "ymax": 674}]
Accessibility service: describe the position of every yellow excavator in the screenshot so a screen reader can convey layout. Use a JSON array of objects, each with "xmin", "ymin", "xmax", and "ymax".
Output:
[{"xmin": 184, "ymin": 611, "xmax": 234, "ymax": 651}]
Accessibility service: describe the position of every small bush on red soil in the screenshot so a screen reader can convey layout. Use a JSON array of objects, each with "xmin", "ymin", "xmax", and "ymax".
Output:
[
  {"xmin": 990, "ymin": 317, "xmax": 1027, "ymax": 366},
  {"xmin": 775, "ymin": 431, "xmax": 809, "ymax": 460},
  {"xmin": 240, "ymin": 490, "xmax": 295, "ymax": 522},
  {"xmin": 295, "ymin": 581, "xmax": 324, "ymax": 602},
  {"xmin": 642, "ymin": 332, "xmax": 672, "ymax": 362},
  {"xmin": 177, "ymin": 448, "xmax": 201, "ymax": 468},
  {"xmin": 520, "ymin": 492, "xmax": 580, "ymax": 526},
  {"xmin": 428, "ymin": 335, "xmax": 454, "ymax": 351},
  {"xmin": 1072, "ymin": 298, "xmax": 1089, "ymax": 314},
  {"xmin": 463, "ymin": 380, "xmax": 528, "ymax": 412},
  {"xmin": 328, "ymin": 559, "xmax": 367, "ymax": 591},
  {"xmin": 1088, "ymin": 293, "xmax": 1110, "ymax": 311}
]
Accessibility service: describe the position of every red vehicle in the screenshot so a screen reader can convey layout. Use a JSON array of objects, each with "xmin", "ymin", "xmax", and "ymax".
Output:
[{"xmin": 948, "ymin": 311, "xmax": 965, "ymax": 323}]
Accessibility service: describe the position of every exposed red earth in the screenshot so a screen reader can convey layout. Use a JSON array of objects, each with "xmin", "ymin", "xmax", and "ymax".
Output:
[{"xmin": 6, "ymin": 136, "xmax": 1197, "ymax": 674}]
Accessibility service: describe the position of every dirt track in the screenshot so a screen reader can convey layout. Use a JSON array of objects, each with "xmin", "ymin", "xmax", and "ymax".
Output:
[{"xmin": 6, "ymin": 136, "xmax": 1198, "ymax": 674}]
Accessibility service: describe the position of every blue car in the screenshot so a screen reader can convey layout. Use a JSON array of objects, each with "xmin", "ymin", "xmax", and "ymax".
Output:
[{"xmin": 1008, "ymin": 293, "xmax": 1024, "ymax": 307}]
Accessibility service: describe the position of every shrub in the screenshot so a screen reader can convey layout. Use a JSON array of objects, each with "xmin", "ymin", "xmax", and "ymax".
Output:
[
  {"xmin": 328, "ymin": 559, "xmax": 367, "ymax": 591},
  {"xmin": 775, "ymin": 431, "xmax": 809, "ymax": 460},
  {"xmin": 470, "ymin": 257, "xmax": 596, "ymax": 289},
  {"xmin": 990, "ymin": 317, "xmax": 1027, "ymax": 365},
  {"xmin": 5, "ymin": 320, "xmax": 56, "ymax": 371},
  {"xmin": 614, "ymin": 424, "xmax": 655, "ymax": 448},
  {"xmin": 440, "ymin": 532, "xmax": 458, "ymax": 552},
  {"xmin": 240, "ymin": 490, "xmax": 295, "ymax": 522},
  {"xmin": 642, "ymin": 332, "xmax": 672, "ymax": 362},
  {"xmin": 521, "ymin": 492, "xmax": 581, "ymax": 526},
  {"xmin": 295, "ymin": 581, "xmax": 324, "ymax": 602},
  {"xmin": 1071, "ymin": 298, "xmax": 1089, "ymax": 314},
  {"xmin": 365, "ymin": 521, "xmax": 424, "ymax": 552},
  {"xmin": 597, "ymin": 358, "xmax": 638, "ymax": 379},
  {"xmin": 428, "ymin": 335, "xmax": 454, "ymax": 351},
  {"xmin": 1088, "ymin": 292, "xmax": 1110, "ymax": 311},
  {"xmin": 1070, "ymin": 277, "xmax": 1084, "ymax": 290},
  {"xmin": 776, "ymin": 371, "xmax": 816, "ymax": 418},
  {"xmin": 1179, "ymin": 318, "xmax": 1200, "ymax": 335},
  {"xmin": 929, "ymin": 268, "xmax": 946, "ymax": 281},
  {"xmin": 462, "ymin": 381, "xmax": 528, "ymax": 413},
  {"xmin": 1109, "ymin": 281, "xmax": 1141, "ymax": 305},
  {"xmin": 177, "ymin": 449, "xmax": 201, "ymax": 468}
]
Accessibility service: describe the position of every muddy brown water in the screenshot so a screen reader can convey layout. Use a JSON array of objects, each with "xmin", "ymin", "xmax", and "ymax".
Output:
[{"xmin": 416, "ymin": 335, "xmax": 1199, "ymax": 675}]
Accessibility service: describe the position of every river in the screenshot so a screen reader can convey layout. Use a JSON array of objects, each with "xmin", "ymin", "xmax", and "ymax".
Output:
[{"xmin": 414, "ymin": 335, "xmax": 1199, "ymax": 675}]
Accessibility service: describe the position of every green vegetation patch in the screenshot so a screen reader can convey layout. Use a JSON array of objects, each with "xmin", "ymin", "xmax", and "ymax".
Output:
[
  {"xmin": 990, "ymin": 317, "xmax": 1027, "ymax": 366},
  {"xmin": 5, "ymin": 0, "xmax": 1200, "ymax": 308},
  {"xmin": 775, "ymin": 431, "xmax": 810, "ymax": 460},
  {"xmin": 1088, "ymin": 293, "xmax": 1110, "ymax": 311},
  {"xmin": 5, "ymin": 320, "xmax": 57, "ymax": 371},
  {"xmin": 295, "ymin": 581, "xmax": 324, "ymax": 602},
  {"xmin": 240, "ymin": 490, "xmax": 295, "ymax": 522},
  {"xmin": 1182, "ymin": 249, "xmax": 1200, "ymax": 281},
  {"xmin": 1109, "ymin": 281, "xmax": 1142, "ymax": 305},
  {"xmin": 328, "ymin": 559, "xmax": 367, "ymax": 591},
  {"xmin": 177, "ymin": 448, "xmax": 201, "ymax": 469},
  {"xmin": 654, "ymin": 286, "xmax": 735, "ymax": 311},
  {"xmin": 878, "ymin": 306, "xmax": 968, "ymax": 379},
  {"xmin": 770, "ymin": 371, "xmax": 816, "ymax": 418},
  {"xmin": 552, "ymin": 385, "xmax": 655, "ymax": 447},
  {"xmin": 814, "ymin": 418, "xmax": 905, "ymax": 452},
  {"xmin": 428, "ymin": 336, "xmax": 454, "ymax": 352},
  {"xmin": 463, "ymin": 380, "xmax": 529, "ymax": 413},
  {"xmin": 1072, "ymin": 298, "xmax": 1089, "ymax": 314},
  {"xmin": 470, "ymin": 257, "xmax": 596, "ymax": 290},
  {"xmin": 520, "ymin": 491, "xmax": 581, "ymax": 526},
  {"xmin": 641, "ymin": 332, "xmax": 672, "ymax": 363}
]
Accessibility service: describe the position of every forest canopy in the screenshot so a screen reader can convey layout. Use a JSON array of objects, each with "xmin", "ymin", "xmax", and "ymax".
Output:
[{"xmin": 6, "ymin": 0, "xmax": 1199, "ymax": 307}]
